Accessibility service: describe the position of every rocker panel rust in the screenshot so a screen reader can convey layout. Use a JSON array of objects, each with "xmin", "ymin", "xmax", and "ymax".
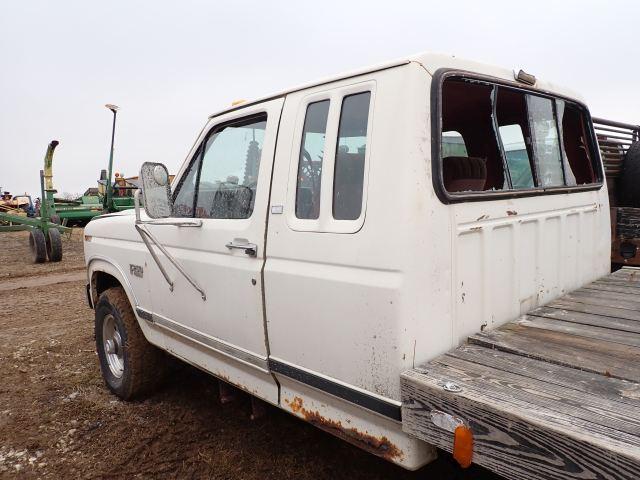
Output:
[{"xmin": 285, "ymin": 396, "xmax": 404, "ymax": 462}]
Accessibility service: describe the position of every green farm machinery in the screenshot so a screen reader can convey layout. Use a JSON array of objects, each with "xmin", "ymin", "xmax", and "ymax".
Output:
[
  {"xmin": 0, "ymin": 104, "xmax": 136, "ymax": 262},
  {"xmin": 40, "ymin": 105, "xmax": 135, "ymax": 225},
  {"xmin": 40, "ymin": 140, "xmax": 104, "ymax": 225},
  {"xmin": 0, "ymin": 141, "xmax": 72, "ymax": 262}
]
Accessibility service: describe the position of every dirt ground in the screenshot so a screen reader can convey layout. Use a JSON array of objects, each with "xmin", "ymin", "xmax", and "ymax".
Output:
[{"xmin": 0, "ymin": 230, "xmax": 502, "ymax": 479}]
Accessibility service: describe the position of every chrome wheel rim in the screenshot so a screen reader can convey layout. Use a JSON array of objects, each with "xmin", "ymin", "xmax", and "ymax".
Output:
[{"xmin": 102, "ymin": 314, "xmax": 124, "ymax": 378}]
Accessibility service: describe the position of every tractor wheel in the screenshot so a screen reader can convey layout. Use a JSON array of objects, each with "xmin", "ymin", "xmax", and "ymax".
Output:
[
  {"xmin": 619, "ymin": 141, "xmax": 640, "ymax": 207},
  {"xmin": 29, "ymin": 229, "xmax": 47, "ymax": 263},
  {"xmin": 95, "ymin": 287, "xmax": 167, "ymax": 400},
  {"xmin": 46, "ymin": 228, "xmax": 63, "ymax": 262},
  {"xmin": 50, "ymin": 214, "xmax": 61, "ymax": 225}
]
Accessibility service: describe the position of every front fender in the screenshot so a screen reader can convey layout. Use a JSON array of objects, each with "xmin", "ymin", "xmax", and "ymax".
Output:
[
  {"xmin": 87, "ymin": 255, "xmax": 140, "ymax": 314},
  {"xmin": 86, "ymin": 254, "xmax": 165, "ymax": 349}
]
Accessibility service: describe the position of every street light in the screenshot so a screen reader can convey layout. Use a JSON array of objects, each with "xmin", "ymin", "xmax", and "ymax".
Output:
[{"xmin": 104, "ymin": 104, "xmax": 119, "ymax": 210}]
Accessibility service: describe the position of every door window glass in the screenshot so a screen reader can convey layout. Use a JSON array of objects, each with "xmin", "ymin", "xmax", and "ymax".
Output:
[
  {"xmin": 296, "ymin": 100, "xmax": 329, "ymax": 219},
  {"xmin": 196, "ymin": 116, "xmax": 267, "ymax": 219},
  {"xmin": 333, "ymin": 92, "xmax": 371, "ymax": 220},
  {"xmin": 527, "ymin": 95, "xmax": 564, "ymax": 187}
]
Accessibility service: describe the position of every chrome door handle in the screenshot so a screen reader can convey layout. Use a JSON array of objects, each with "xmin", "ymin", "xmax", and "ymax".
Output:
[{"xmin": 225, "ymin": 239, "xmax": 257, "ymax": 257}]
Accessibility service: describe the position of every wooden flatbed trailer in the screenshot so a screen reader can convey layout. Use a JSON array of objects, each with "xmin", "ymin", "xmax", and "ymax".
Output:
[{"xmin": 401, "ymin": 267, "xmax": 640, "ymax": 480}]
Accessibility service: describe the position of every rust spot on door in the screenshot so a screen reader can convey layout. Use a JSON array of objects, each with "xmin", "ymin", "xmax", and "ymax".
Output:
[
  {"xmin": 506, "ymin": 210, "xmax": 518, "ymax": 216},
  {"xmin": 285, "ymin": 397, "xmax": 403, "ymax": 461}
]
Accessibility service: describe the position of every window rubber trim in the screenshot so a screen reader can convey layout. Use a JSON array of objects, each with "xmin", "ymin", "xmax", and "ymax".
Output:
[{"xmin": 431, "ymin": 68, "xmax": 604, "ymax": 204}]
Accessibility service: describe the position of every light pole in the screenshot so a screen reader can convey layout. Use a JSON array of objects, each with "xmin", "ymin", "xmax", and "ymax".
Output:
[{"xmin": 104, "ymin": 104, "xmax": 119, "ymax": 211}]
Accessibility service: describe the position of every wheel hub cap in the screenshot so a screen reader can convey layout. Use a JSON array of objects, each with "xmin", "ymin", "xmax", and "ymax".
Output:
[{"xmin": 102, "ymin": 314, "xmax": 124, "ymax": 378}]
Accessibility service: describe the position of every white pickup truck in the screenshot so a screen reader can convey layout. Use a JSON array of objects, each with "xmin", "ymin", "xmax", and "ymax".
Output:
[{"xmin": 84, "ymin": 52, "xmax": 610, "ymax": 471}]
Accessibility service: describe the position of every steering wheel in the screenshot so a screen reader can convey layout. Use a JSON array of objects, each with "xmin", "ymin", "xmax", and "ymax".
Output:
[{"xmin": 300, "ymin": 149, "xmax": 320, "ymax": 183}]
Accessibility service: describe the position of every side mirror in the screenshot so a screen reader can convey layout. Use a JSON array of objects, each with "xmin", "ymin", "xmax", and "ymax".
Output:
[{"xmin": 139, "ymin": 162, "xmax": 173, "ymax": 218}]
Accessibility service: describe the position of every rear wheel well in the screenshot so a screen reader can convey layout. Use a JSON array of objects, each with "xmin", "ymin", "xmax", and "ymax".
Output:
[{"xmin": 92, "ymin": 271, "xmax": 122, "ymax": 305}]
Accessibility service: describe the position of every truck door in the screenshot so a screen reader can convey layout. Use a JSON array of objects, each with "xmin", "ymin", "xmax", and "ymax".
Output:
[{"xmin": 141, "ymin": 98, "xmax": 283, "ymax": 401}]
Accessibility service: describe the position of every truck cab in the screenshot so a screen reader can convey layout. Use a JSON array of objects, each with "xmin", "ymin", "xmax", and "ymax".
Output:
[{"xmin": 84, "ymin": 52, "xmax": 610, "ymax": 470}]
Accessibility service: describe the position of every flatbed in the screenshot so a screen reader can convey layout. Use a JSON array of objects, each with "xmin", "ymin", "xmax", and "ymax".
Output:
[{"xmin": 401, "ymin": 267, "xmax": 640, "ymax": 480}]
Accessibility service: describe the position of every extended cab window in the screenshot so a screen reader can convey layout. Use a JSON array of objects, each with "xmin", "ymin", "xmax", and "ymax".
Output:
[
  {"xmin": 173, "ymin": 115, "xmax": 267, "ymax": 219},
  {"xmin": 333, "ymin": 92, "xmax": 371, "ymax": 220},
  {"xmin": 439, "ymin": 76, "xmax": 600, "ymax": 196},
  {"xmin": 296, "ymin": 100, "xmax": 329, "ymax": 219}
]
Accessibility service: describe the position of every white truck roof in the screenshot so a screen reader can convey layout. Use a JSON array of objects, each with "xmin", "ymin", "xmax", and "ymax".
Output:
[{"xmin": 208, "ymin": 51, "xmax": 586, "ymax": 120}]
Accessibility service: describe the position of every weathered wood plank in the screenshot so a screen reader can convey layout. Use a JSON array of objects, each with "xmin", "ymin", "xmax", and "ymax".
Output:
[
  {"xmin": 528, "ymin": 305, "xmax": 640, "ymax": 334},
  {"xmin": 593, "ymin": 277, "xmax": 640, "ymax": 289},
  {"xmin": 402, "ymin": 366, "xmax": 640, "ymax": 480},
  {"xmin": 611, "ymin": 267, "xmax": 640, "ymax": 281},
  {"xmin": 431, "ymin": 352, "xmax": 640, "ymax": 437},
  {"xmin": 469, "ymin": 323, "xmax": 640, "ymax": 382},
  {"xmin": 559, "ymin": 290, "xmax": 640, "ymax": 312},
  {"xmin": 548, "ymin": 299, "xmax": 640, "ymax": 323},
  {"xmin": 517, "ymin": 315, "xmax": 640, "ymax": 347},
  {"xmin": 602, "ymin": 270, "xmax": 640, "ymax": 280},
  {"xmin": 573, "ymin": 286, "xmax": 640, "ymax": 305},
  {"xmin": 582, "ymin": 282, "xmax": 640, "ymax": 295},
  {"xmin": 447, "ymin": 344, "xmax": 640, "ymax": 407}
]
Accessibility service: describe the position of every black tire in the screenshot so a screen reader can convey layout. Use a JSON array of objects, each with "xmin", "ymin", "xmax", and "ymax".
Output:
[
  {"xmin": 50, "ymin": 214, "xmax": 61, "ymax": 225},
  {"xmin": 29, "ymin": 229, "xmax": 47, "ymax": 263},
  {"xmin": 95, "ymin": 287, "xmax": 166, "ymax": 400},
  {"xmin": 46, "ymin": 228, "xmax": 63, "ymax": 262},
  {"xmin": 619, "ymin": 141, "xmax": 640, "ymax": 207}
]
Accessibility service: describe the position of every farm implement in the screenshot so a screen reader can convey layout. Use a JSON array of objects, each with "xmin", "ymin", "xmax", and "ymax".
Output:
[
  {"xmin": 0, "ymin": 141, "xmax": 71, "ymax": 262},
  {"xmin": 0, "ymin": 104, "xmax": 136, "ymax": 263}
]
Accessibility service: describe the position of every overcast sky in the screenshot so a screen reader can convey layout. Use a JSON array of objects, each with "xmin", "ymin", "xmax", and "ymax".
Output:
[{"xmin": 1, "ymin": 0, "xmax": 638, "ymax": 197}]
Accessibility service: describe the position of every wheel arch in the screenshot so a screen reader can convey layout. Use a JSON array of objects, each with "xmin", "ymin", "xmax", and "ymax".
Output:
[{"xmin": 87, "ymin": 256, "xmax": 140, "ymax": 315}]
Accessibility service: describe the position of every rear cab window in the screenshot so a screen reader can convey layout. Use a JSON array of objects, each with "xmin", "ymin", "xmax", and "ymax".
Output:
[{"xmin": 436, "ymin": 74, "xmax": 601, "ymax": 200}]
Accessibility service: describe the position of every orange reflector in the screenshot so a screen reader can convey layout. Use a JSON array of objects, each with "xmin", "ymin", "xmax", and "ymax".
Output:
[{"xmin": 453, "ymin": 424, "xmax": 474, "ymax": 468}]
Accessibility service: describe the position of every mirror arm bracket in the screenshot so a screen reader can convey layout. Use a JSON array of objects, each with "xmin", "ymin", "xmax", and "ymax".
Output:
[
  {"xmin": 134, "ymin": 191, "xmax": 206, "ymax": 301},
  {"xmin": 135, "ymin": 224, "xmax": 175, "ymax": 292}
]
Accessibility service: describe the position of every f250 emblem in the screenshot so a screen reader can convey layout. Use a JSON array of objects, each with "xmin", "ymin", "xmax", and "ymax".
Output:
[{"xmin": 130, "ymin": 264, "xmax": 144, "ymax": 278}]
